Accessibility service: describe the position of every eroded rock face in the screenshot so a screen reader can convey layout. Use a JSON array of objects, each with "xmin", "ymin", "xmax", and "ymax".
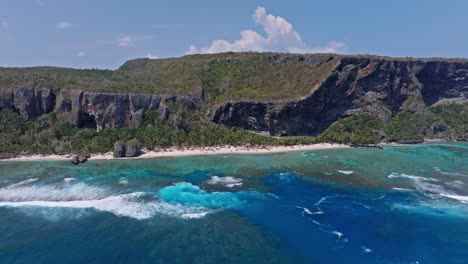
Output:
[
  {"xmin": 213, "ymin": 58, "xmax": 468, "ymax": 136},
  {"xmin": 1, "ymin": 56, "xmax": 467, "ymax": 137},
  {"xmin": 0, "ymin": 88, "xmax": 194, "ymax": 129},
  {"xmin": 6, "ymin": 87, "xmax": 57, "ymax": 119}
]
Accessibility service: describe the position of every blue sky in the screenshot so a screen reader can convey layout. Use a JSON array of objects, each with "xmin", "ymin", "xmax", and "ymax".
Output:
[{"xmin": 0, "ymin": 0, "xmax": 467, "ymax": 69}]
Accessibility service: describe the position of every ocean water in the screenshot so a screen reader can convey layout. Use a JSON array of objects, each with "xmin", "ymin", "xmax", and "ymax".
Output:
[{"xmin": 0, "ymin": 143, "xmax": 467, "ymax": 264}]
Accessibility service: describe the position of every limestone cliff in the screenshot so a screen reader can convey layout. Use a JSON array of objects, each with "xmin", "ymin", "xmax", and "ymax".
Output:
[
  {"xmin": 0, "ymin": 54, "xmax": 467, "ymax": 137},
  {"xmin": 213, "ymin": 57, "xmax": 468, "ymax": 136},
  {"xmin": 0, "ymin": 88, "xmax": 195, "ymax": 130}
]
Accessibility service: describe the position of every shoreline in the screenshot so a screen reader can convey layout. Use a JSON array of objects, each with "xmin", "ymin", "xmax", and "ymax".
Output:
[
  {"xmin": 4, "ymin": 143, "xmax": 349, "ymax": 162},
  {"xmin": 2, "ymin": 140, "xmax": 465, "ymax": 162}
]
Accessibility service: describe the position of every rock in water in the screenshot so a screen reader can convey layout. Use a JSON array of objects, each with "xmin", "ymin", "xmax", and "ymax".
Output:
[
  {"xmin": 71, "ymin": 156, "xmax": 80, "ymax": 165},
  {"xmin": 125, "ymin": 139, "xmax": 142, "ymax": 157},
  {"xmin": 113, "ymin": 141, "xmax": 126, "ymax": 158},
  {"xmin": 78, "ymin": 156, "xmax": 88, "ymax": 163}
]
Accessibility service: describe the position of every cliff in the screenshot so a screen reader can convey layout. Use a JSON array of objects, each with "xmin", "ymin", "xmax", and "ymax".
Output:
[
  {"xmin": 0, "ymin": 87, "xmax": 195, "ymax": 130},
  {"xmin": 0, "ymin": 53, "xmax": 467, "ymax": 148},
  {"xmin": 213, "ymin": 57, "xmax": 468, "ymax": 136}
]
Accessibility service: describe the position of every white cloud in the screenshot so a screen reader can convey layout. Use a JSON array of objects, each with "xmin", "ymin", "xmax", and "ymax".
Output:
[
  {"xmin": 146, "ymin": 53, "xmax": 158, "ymax": 59},
  {"xmin": 56, "ymin": 21, "xmax": 73, "ymax": 29},
  {"xmin": 118, "ymin": 35, "xmax": 136, "ymax": 48},
  {"xmin": 117, "ymin": 35, "xmax": 151, "ymax": 48},
  {"xmin": 77, "ymin": 51, "xmax": 86, "ymax": 57},
  {"xmin": 1, "ymin": 21, "xmax": 9, "ymax": 31},
  {"xmin": 188, "ymin": 6, "xmax": 346, "ymax": 54}
]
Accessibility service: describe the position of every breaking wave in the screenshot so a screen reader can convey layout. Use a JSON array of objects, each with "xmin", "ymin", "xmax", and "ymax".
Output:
[
  {"xmin": 440, "ymin": 194, "xmax": 468, "ymax": 203},
  {"xmin": 337, "ymin": 170, "xmax": 354, "ymax": 175},
  {"xmin": 388, "ymin": 172, "xmax": 468, "ymax": 215},
  {"xmin": 0, "ymin": 180, "xmax": 260, "ymax": 220},
  {"xmin": 206, "ymin": 176, "xmax": 243, "ymax": 188},
  {"xmin": 0, "ymin": 181, "xmax": 109, "ymax": 202}
]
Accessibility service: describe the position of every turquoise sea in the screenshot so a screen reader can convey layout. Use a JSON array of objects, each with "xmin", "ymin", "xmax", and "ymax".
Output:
[{"xmin": 0, "ymin": 143, "xmax": 467, "ymax": 263}]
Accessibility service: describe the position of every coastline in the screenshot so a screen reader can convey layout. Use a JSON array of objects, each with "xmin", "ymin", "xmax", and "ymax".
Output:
[
  {"xmin": 3, "ymin": 143, "xmax": 349, "ymax": 162},
  {"xmin": 3, "ymin": 140, "xmax": 465, "ymax": 162}
]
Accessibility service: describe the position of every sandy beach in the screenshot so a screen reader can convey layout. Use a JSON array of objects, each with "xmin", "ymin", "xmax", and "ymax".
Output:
[{"xmin": 5, "ymin": 143, "xmax": 349, "ymax": 161}]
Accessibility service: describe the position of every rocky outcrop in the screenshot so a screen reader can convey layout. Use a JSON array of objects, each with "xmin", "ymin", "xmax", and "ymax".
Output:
[
  {"xmin": 71, "ymin": 154, "xmax": 89, "ymax": 165},
  {"xmin": 1, "ymin": 56, "xmax": 467, "ymax": 137},
  {"xmin": 113, "ymin": 139, "xmax": 142, "ymax": 158},
  {"xmin": 213, "ymin": 58, "xmax": 468, "ymax": 136},
  {"xmin": 113, "ymin": 141, "xmax": 126, "ymax": 158},
  {"xmin": 0, "ymin": 87, "xmax": 195, "ymax": 130},
  {"xmin": 0, "ymin": 87, "xmax": 56, "ymax": 119},
  {"xmin": 125, "ymin": 139, "xmax": 142, "ymax": 157}
]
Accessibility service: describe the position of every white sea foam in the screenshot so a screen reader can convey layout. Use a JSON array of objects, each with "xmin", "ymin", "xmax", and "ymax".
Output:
[
  {"xmin": 296, "ymin": 205, "xmax": 323, "ymax": 215},
  {"xmin": 181, "ymin": 211, "xmax": 210, "ymax": 219},
  {"xmin": 267, "ymin": 192, "xmax": 280, "ymax": 199},
  {"xmin": 0, "ymin": 193, "xmax": 212, "ymax": 220},
  {"xmin": 445, "ymin": 180, "xmax": 465, "ymax": 189},
  {"xmin": 63, "ymin": 178, "xmax": 75, "ymax": 183},
  {"xmin": 392, "ymin": 187, "xmax": 412, "ymax": 191},
  {"xmin": 207, "ymin": 176, "xmax": 243, "ymax": 188},
  {"xmin": 332, "ymin": 231, "xmax": 343, "ymax": 238},
  {"xmin": 387, "ymin": 173, "xmax": 438, "ymax": 182},
  {"xmin": 315, "ymin": 196, "xmax": 332, "ymax": 206},
  {"xmin": 276, "ymin": 172, "xmax": 294, "ymax": 182},
  {"xmin": 337, "ymin": 170, "xmax": 354, "ymax": 175},
  {"xmin": 0, "ymin": 181, "xmax": 213, "ymax": 220},
  {"xmin": 440, "ymin": 194, "xmax": 468, "ymax": 203},
  {"xmin": 434, "ymin": 167, "xmax": 467, "ymax": 177},
  {"xmin": 119, "ymin": 178, "xmax": 128, "ymax": 185},
  {"xmin": 0, "ymin": 193, "xmax": 152, "ymax": 219},
  {"xmin": 351, "ymin": 201, "xmax": 371, "ymax": 209},
  {"xmin": 0, "ymin": 182, "xmax": 108, "ymax": 202},
  {"xmin": 388, "ymin": 173, "xmax": 447, "ymax": 195},
  {"xmin": 6, "ymin": 178, "xmax": 38, "ymax": 188},
  {"xmin": 362, "ymin": 246, "xmax": 372, "ymax": 253}
]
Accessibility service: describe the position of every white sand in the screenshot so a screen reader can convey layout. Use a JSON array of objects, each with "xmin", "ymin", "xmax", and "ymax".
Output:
[{"xmin": 5, "ymin": 143, "xmax": 348, "ymax": 161}]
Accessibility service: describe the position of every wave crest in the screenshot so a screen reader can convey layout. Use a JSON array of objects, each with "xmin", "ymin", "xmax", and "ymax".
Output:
[{"xmin": 206, "ymin": 176, "xmax": 243, "ymax": 188}]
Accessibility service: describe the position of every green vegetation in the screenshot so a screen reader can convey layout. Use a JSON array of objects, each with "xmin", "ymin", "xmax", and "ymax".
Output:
[
  {"xmin": 386, "ymin": 111, "xmax": 437, "ymax": 141},
  {"xmin": 1, "ymin": 51, "xmax": 467, "ymax": 155},
  {"xmin": 386, "ymin": 103, "xmax": 467, "ymax": 142},
  {"xmin": 1, "ymin": 103, "xmax": 466, "ymax": 156},
  {"xmin": 0, "ymin": 52, "xmax": 338, "ymax": 103},
  {"xmin": 317, "ymin": 113, "xmax": 385, "ymax": 144},
  {"xmin": 429, "ymin": 103, "xmax": 468, "ymax": 138},
  {"xmin": 0, "ymin": 109, "xmax": 317, "ymax": 156}
]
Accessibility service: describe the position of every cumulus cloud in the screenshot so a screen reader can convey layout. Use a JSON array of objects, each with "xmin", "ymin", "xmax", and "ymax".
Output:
[
  {"xmin": 1, "ymin": 21, "xmax": 9, "ymax": 31},
  {"xmin": 56, "ymin": 21, "xmax": 73, "ymax": 29},
  {"xmin": 188, "ymin": 6, "xmax": 345, "ymax": 54}
]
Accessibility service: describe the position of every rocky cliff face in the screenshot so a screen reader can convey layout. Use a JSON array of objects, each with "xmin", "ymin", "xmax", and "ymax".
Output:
[
  {"xmin": 0, "ymin": 87, "xmax": 195, "ymax": 130},
  {"xmin": 1, "ymin": 56, "xmax": 467, "ymax": 136},
  {"xmin": 213, "ymin": 58, "xmax": 468, "ymax": 136}
]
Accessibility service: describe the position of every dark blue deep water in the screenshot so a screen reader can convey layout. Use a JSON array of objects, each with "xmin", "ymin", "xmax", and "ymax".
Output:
[{"xmin": 0, "ymin": 143, "xmax": 467, "ymax": 263}]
